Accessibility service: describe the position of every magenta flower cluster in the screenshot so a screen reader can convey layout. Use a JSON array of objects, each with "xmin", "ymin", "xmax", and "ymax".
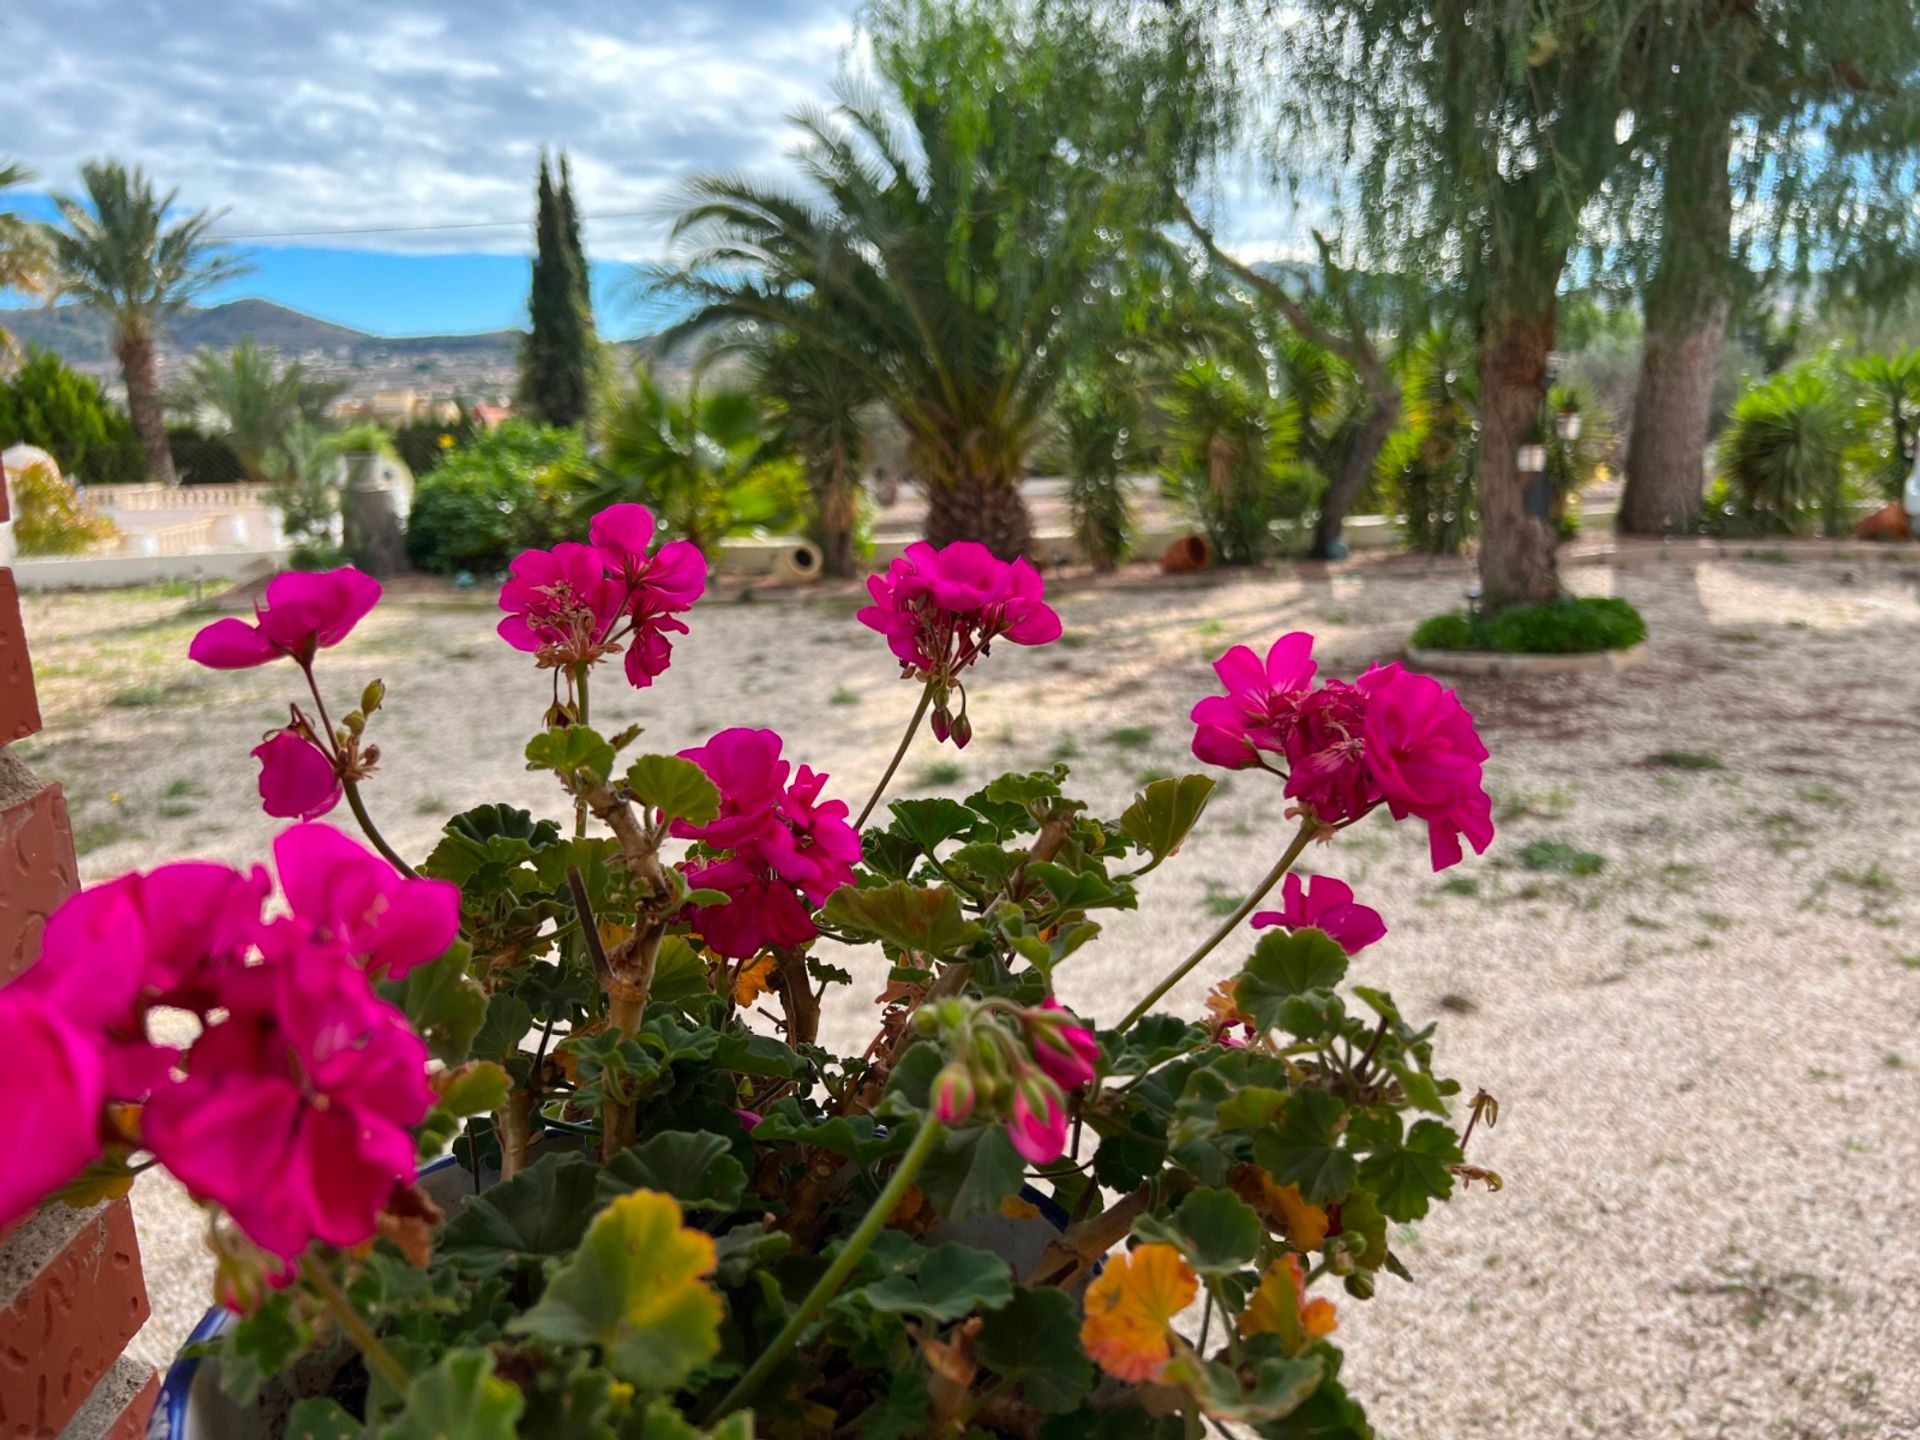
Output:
[
  {"xmin": 672, "ymin": 728, "xmax": 863, "ymax": 959},
  {"xmin": 0, "ymin": 825, "xmax": 458, "ymax": 1262},
  {"xmin": 1190, "ymin": 632, "xmax": 1495, "ymax": 870},
  {"xmin": 498, "ymin": 503, "xmax": 705, "ymax": 688},
  {"xmin": 858, "ymin": 541, "xmax": 1062, "ymax": 745},
  {"xmin": 932, "ymin": 999, "xmax": 1099, "ymax": 1164}
]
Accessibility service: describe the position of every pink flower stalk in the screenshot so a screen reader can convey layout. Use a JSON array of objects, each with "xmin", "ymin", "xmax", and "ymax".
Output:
[
  {"xmin": 1007, "ymin": 1074, "xmax": 1070, "ymax": 1164},
  {"xmin": 142, "ymin": 930, "xmax": 432, "ymax": 1260},
  {"xmin": 497, "ymin": 541, "xmax": 623, "ymax": 660},
  {"xmin": 1355, "ymin": 663, "xmax": 1494, "ymax": 870},
  {"xmin": 274, "ymin": 823, "xmax": 461, "ymax": 980},
  {"xmin": 0, "ymin": 990, "xmax": 107, "ymax": 1227},
  {"xmin": 1251, "ymin": 873, "xmax": 1387, "ymax": 956},
  {"xmin": 674, "ymin": 731, "xmax": 862, "ymax": 959},
  {"xmin": 856, "ymin": 542, "xmax": 1061, "ymax": 740},
  {"xmin": 189, "ymin": 568, "xmax": 382, "ymax": 670},
  {"xmin": 252, "ymin": 728, "xmax": 342, "ymax": 821},
  {"xmin": 1024, "ymin": 999, "xmax": 1100, "ymax": 1091},
  {"xmin": 1189, "ymin": 632, "xmax": 1319, "ymax": 769}
]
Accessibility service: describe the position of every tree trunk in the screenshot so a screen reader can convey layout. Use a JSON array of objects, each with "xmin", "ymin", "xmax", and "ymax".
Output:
[
  {"xmin": 1477, "ymin": 302, "xmax": 1560, "ymax": 612},
  {"xmin": 116, "ymin": 330, "xmax": 177, "ymax": 487},
  {"xmin": 1310, "ymin": 384, "xmax": 1401, "ymax": 559},
  {"xmin": 816, "ymin": 443, "xmax": 858, "ymax": 579},
  {"xmin": 923, "ymin": 470, "xmax": 1033, "ymax": 558},
  {"xmin": 1621, "ymin": 116, "xmax": 1736, "ymax": 536}
]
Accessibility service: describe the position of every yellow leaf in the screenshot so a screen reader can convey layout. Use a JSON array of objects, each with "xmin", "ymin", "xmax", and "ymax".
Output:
[
  {"xmin": 1268, "ymin": 1179, "xmax": 1329, "ymax": 1252},
  {"xmin": 733, "ymin": 953, "xmax": 777, "ymax": 1007},
  {"xmin": 998, "ymin": 1195, "xmax": 1041, "ymax": 1222},
  {"xmin": 1239, "ymin": 1255, "xmax": 1335, "ymax": 1350},
  {"xmin": 1080, "ymin": 1242, "xmax": 1198, "ymax": 1383}
]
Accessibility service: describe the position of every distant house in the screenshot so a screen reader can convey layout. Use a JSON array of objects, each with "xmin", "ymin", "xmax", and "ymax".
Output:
[{"xmin": 469, "ymin": 402, "xmax": 514, "ymax": 429}]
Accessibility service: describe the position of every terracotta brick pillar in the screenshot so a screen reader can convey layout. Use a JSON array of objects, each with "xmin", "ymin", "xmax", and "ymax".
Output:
[{"xmin": 0, "ymin": 466, "xmax": 161, "ymax": 1440}]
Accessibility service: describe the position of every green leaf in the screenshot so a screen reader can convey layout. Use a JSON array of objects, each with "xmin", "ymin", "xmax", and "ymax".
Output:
[
  {"xmin": 421, "ymin": 804, "xmax": 562, "ymax": 886},
  {"xmin": 1356, "ymin": 1117, "xmax": 1462, "ymax": 1221},
  {"xmin": 1236, "ymin": 928, "xmax": 1349, "ymax": 1033},
  {"xmin": 975, "ymin": 1287, "xmax": 1095, "ymax": 1413},
  {"xmin": 510, "ymin": 1190, "xmax": 723, "ymax": 1391},
  {"xmin": 713, "ymin": 1221, "xmax": 793, "ymax": 1287},
  {"xmin": 287, "ymin": 1398, "xmax": 361, "ymax": 1440},
  {"xmin": 888, "ymin": 797, "xmax": 980, "ymax": 851},
  {"xmin": 472, "ymin": 993, "xmax": 534, "ymax": 1063},
  {"xmin": 1024, "ymin": 861, "xmax": 1136, "ymax": 914},
  {"xmin": 1252, "ymin": 1089, "xmax": 1356, "ymax": 1206},
  {"xmin": 749, "ymin": 1100, "xmax": 910, "ymax": 1167},
  {"xmin": 822, "ymin": 881, "xmax": 985, "ymax": 956},
  {"xmin": 1118, "ymin": 774, "xmax": 1217, "ymax": 865},
  {"xmin": 441, "ymin": 1152, "xmax": 600, "ymax": 1271},
  {"xmin": 599, "ymin": 1131, "xmax": 747, "ymax": 1212},
  {"xmin": 212, "ymin": 1293, "xmax": 309, "ymax": 1406},
  {"xmin": 525, "ymin": 725, "xmax": 616, "ymax": 791},
  {"xmin": 1105, "ymin": 1015, "xmax": 1208, "ymax": 1076},
  {"xmin": 1161, "ymin": 1347, "xmax": 1324, "ymax": 1426},
  {"xmin": 625, "ymin": 754, "xmax": 722, "ymax": 825},
  {"xmin": 436, "ymin": 1061, "xmax": 511, "ymax": 1118},
  {"xmin": 917, "ymin": 1125, "xmax": 1027, "ymax": 1221},
  {"xmin": 1132, "ymin": 1187, "xmax": 1262, "ymax": 1277},
  {"xmin": 859, "ymin": 1242, "xmax": 1013, "ymax": 1323},
  {"xmin": 648, "ymin": 935, "xmax": 711, "ymax": 1007},
  {"xmin": 376, "ymin": 1349, "xmax": 523, "ymax": 1440},
  {"xmin": 388, "ymin": 943, "xmax": 487, "ymax": 1064}
]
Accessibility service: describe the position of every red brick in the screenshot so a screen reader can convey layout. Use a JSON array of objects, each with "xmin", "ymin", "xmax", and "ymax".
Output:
[
  {"xmin": 0, "ymin": 1200, "xmax": 151, "ymax": 1440},
  {"xmin": 60, "ymin": 1358, "xmax": 157, "ymax": 1440},
  {"xmin": 0, "ymin": 770, "xmax": 78, "ymax": 986},
  {"xmin": 0, "ymin": 571, "xmax": 38, "ymax": 744}
]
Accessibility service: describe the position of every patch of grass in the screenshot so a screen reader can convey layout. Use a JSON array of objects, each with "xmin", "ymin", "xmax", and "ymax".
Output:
[
  {"xmin": 163, "ymin": 778, "xmax": 205, "ymax": 799},
  {"xmin": 1436, "ymin": 876, "xmax": 1478, "ymax": 898},
  {"xmin": 914, "ymin": 760, "xmax": 966, "ymax": 787},
  {"xmin": 1641, "ymin": 749, "xmax": 1725, "ymax": 772},
  {"xmin": 1057, "ymin": 630, "xmax": 1090, "ymax": 650},
  {"xmin": 1657, "ymin": 862, "xmax": 1705, "ymax": 894},
  {"xmin": 1411, "ymin": 596, "xmax": 1646, "ymax": 655},
  {"xmin": 1697, "ymin": 911, "xmax": 1733, "ymax": 932},
  {"xmin": 74, "ymin": 819, "xmax": 132, "ymax": 856},
  {"xmin": 1106, "ymin": 726, "xmax": 1157, "ymax": 749},
  {"xmin": 1895, "ymin": 953, "xmax": 1920, "ymax": 971},
  {"xmin": 1740, "ymin": 548, "xmax": 1792, "ymax": 565},
  {"xmin": 829, "ymin": 686, "xmax": 860, "ymax": 707},
  {"xmin": 1756, "ymin": 808, "xmax": 1813, "ymax": 855},
  {"xmin": 1196, "ymin": 618, "xmax": 1228, "ymax": 638},
  {"xmin": 108, "ymin": 683, "xmax": 172, "ymax": 708},
  {"xmin": 1881, "ymin": 1052, "xmax": 1905, "ymax": 1070},
  {"xmin": 1048, "ymin": 736, "xmax": 1081, "ymax": 763},
  {"xmin": 1516, "ymin": 839, "xmax": 1606, "ymax": 876},
  {"xmin": 1795, "ymin": 782, "xmax": 1847, "ymax": 807},
  {"xmin": 415, "ymin": 794, "xmax": 451, "ymax": 816},
  {"xmin": 1437, "ymin": 993, "xmax": 1478, "ymax": 1015},
  {"xmin": 157, "ymin": 799, "xmax": 200, "ymax": 819},
  {"xmin": 1716, "ymin": 629, "xmax": 1766, "ymax": 646},
  {"xmin": 1495, "ymin": 784, "xmax": 1576, "ymax": 823},
  {"xmin": 1198, "ymin": 880, "xmax": 1242, "ymax": 919},
  {"xmin": 1320, "ymin": 607, "xmax": 1351, "ymax": 624},
  {"xmin": 1135, "ymin": 767, "xmax": 1175, "ymax": 787}
]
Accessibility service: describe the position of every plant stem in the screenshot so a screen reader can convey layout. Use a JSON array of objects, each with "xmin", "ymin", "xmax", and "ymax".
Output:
[
  {"xmin": 573, "ymin": 664, "xmax": 591, "ymax": 839},
  {"xmin": 300, "ymin": 1254, "xmax": 410, "ymax": 1396},
  {"xmin": 1114, "ymin": 819, "xmax": 1316, "ymax": 1032},
  {"xmin": 707, "ymin": 1117, "xmax": 945, "ymax": 1422},
  {"xmin": 342, "ymin": 777, "xmax": 417, "ymax": 878},
  {"xmin": 855, "ymin": 679, "xmax": 936, "ymax": 831}
]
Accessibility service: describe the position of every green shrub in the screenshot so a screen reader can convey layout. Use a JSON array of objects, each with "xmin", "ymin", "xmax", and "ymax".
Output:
[
  {"xmin": 392, "ymin": 409, "xmax": 480, "ymax": 478},
  {"xmin": 0, "ymin": 348, "xmax": 144, "ymax": 484},
  {"xmin": 1159, "ymin": 358, "xmax": 1314, "ymax": 564},
  {"xmin": 167, "ymin": 426, "xmax": 250, "ymax": 486},
  {"xmin": 1713, "ymin": 366, "xmax": 1852, "ymax": 535},
  {"xmin": 406, "ymin": 420, "xmax": 587, "ymax": 575},
  {"xmin": 1410, "ymin": 596, "xmax": 1647, "ymax": 654},
  {"xmin": 1378, "ymin": 325, "xmax": 1479, "ymax": 555},
  {"xmin": 9, "ymin": 455, "xmax": 118, "ymax": 555},
  {"xmin": 1058, "ymin": 375, "xmax": 1138, "ymax": 570}
]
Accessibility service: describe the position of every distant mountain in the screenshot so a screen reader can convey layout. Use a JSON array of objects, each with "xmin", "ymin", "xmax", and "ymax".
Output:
[{"xmin": 0, "ymin": 299, "xmax": 523, "ymax": 367}]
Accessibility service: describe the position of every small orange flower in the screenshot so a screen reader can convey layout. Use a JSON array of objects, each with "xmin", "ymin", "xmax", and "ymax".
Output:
[
  {"xmin": 1205, "ymin": 978, "xmax": 1250, "ymax": 1031},
  {"xmin": 1230, "ymin": 1167, "xmax": 1330, "ymax": 1251},
  {"xmin": 733, "ymin": 953, "xmax": 777, "ymax": 1006},
  {"xmin": 1080, "ymin": 1243, "xmax": 1198, "ymax": 1383},
  {"xmin": 1239, "ymin": 1255, "xmax": 1337, "ymax": 1349}
]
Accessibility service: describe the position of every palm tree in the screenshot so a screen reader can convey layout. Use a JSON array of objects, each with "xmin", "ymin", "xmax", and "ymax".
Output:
[
  {"xmin": 0, "ymin": 162, "xmax": 52, "ymax": 355},
  {"xmin": 174, "ymin": 336, "xmax": 345, "ymax": 481},
  {"xmin": 49, "ymin": 160, "xmax": 247, "ymax": 486},
  {"xmin": 744, "ymin": 329, "xmax": 871, "ymax": 578}
]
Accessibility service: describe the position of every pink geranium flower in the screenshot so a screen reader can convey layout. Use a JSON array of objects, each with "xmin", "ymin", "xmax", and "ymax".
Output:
[
  {"xmin": 1007, "ymin": 1075, "xmax": 1070, "ymax": 1164},
  {"xmin": 497, "ymin": 541, "xmax": 623, "ymax": 659},
  {"xmin": 681, "ymin": 855, "xmax": 821, "ymax": 959},
  {"xmin": 1281, "ymin": 680, "xmax": 1376, "ymax": 826},
  {"xmin": 857, "ymin": 542, "xmax": 1061, "ymax": 742},
  {"xmin": 252, "ymin": 728, "xmax": 341, "ymax": 821},
  {"xmin": 0, "ymin": 990, "xmax": 107, "ymax": 1228},
  {"xmin": 589, "ymin": 503, "xmax": 706, "ymax": 606},
  {"xmin": 274, "ymin": 823, "xmax": 461, "ymax": 980},
  {"xmin": 1023, "ymin": 999, "xmax": 1100, "ymax": 1091},
  {"xmin": 1355, "ymin": 663, "xmax": 1495, "ymax": 870},
  {"xmin": 673, "ymin": 728, "xmax": 792, "ymax": 851},
  {"xmin": 189, "ymin": 568, "xmax": 382, "ymax": 670},
  {"xmin": 142, "ymin": 931, "xmax": 431, "ymax": 1260},
  {"xmin": 1189, "ymin": 633, "xmax": 1318, "ymax": 769},
  {"xmin": 1252, "ymin": 873, "xmax": 1387, "ymax": 955}
]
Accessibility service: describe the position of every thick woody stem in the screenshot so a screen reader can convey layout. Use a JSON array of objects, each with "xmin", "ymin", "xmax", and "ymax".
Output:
[
  {"xmin": 495, "ymin": 1085, "xmax": 534, "ymax": 1181},
  {"xmin": 1027, "ymin": 1187, "xmax": 1150, "ymax": 1290}
]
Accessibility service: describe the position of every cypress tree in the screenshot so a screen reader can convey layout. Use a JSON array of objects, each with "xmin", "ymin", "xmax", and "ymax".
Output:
[
  {"xmin": 558, "ymin": 152, "xmax": 595, "ymax": 329},
  {"xmin": 519, "ymin": 151, "xmax": 592, "ymax": 427}
]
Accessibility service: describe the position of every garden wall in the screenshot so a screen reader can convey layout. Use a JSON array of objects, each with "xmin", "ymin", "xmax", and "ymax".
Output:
[{"xmin": 0, "ymin": 466, "xmax": 159, "ymax": 1440}]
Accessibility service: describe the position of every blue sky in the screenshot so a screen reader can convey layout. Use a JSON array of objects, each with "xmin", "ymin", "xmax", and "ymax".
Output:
[{"xmin": 0, "ymin": 0, "xmax": 1296, "ymax": 338}]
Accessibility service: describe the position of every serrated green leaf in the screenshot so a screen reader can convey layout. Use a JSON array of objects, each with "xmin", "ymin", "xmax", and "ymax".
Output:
[
  {"xmin": 1236, "ymin": 928, "xmax": 1349, "ymax": 1035},
  {"xmin": 387, "ymin": 943, "xmax": 486, "ymax": 1064},
  {"xmin": 421, "ymin": 804, "xmax": 562, "ymax": 886},
  {"xmin": 858, "ymin": 1242, "xmax": 1013, "ymax": 1323},
  {"xmin": 441, "ymin": 1152, "xmax": 600, "ymax": 1271},
  {"xmin": 1253, "ymin": 1089, "xmax": 1356, "ymax": 1206},
  {"xmin": 434, "ymin": 1061, "xmax": 511, "ymax": 1119},
  {"xmin": 917, "ymin": 1125, "xmax": 1026, "ymax": 1220},
  {"xmin": 599, "ymin": 1131, "xmax": 747, "ymax": 1212},
  {"xmin": 822, "ymin": 881, "xmax": 985, "ymax": 956},
  {"xmin": 625, "ymin": 754, "xmax": 722, "ymax": 825},
  {"xmin": 287, "ymin": 1398, "xmax": 360, "ymax": 1440},
  {"xmin": 525, "ymin": 725, "xmax": 616, "ymax": 790},
  {"xmin": 1356, "ymin": 1117, "xmax": 1462, "ymax": 1221},
  {"xmin": 648, "ymin": 935, "xmax": 711, "ymax": 1007},
  {"xmin": 975, "ymin": 1287, "xmax": 1095, "ymax": 1413},
  {"xmin": 749, "ymin": 1100, "xmax": 911, "ymax": 1167},
  {"xmin": 510, "ymin": 1190, "xmax": 722, "ymax": 1390},
  {"xmin": 1024, "ymin": 861, "xmax": 1135, "ymax": 914},
  {"xmin": 1133, "ymin": 1187, "xmax": 1262, "ymax": 1277},
  {"xmin": 472, "ymin": 993, "xmax": 534, "ymax": 1063},
  {"xmin": 1119, "ymin": 774, "xmax": 1217, "ymax": 865},
  {"xmin": 1161, "ymin": 1347, "xmax": 1323, "ymax": 1426},
  {"xmin": 375, "ymin": 1349, "xmax": 523, "ymax": 1440},
  {"xmin": 888, "ymin": 797, "xmax": 980, "ymax": 851},
  {"xmin": 713, "ymin": 1222, "xmax": 793, "ymax": 1287}
]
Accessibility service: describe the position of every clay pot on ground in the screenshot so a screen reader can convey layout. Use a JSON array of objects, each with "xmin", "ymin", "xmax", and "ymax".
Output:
[
  {"xmin": 1855, "ymin": 501, "xmax": 1912, "ymax": 542},
  {"xmin": 1160, "ymin": 533, "xmax": 1212, "ymax": 573}
]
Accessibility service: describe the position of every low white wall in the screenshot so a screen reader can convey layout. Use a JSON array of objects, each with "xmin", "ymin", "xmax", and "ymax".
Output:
[{"xmin": 9, "ymin": 548, "xmax": 290, "ymax": 591}]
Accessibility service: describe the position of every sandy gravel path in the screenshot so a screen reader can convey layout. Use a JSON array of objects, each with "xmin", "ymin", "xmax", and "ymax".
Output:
[{"xmin": 18, "ymin": 550, "xmax": 1920, "ymax": 1439}]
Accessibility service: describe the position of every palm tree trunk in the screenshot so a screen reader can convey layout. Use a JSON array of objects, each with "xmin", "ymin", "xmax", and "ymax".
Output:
[
  {"xmin": 923, "ymin": 465, "xmax": 1033, "ymax": 558},
  {"xmin": 816, "ymin": 442, "xmax": 858, "ymax": 579},
  {"xmin": 1621, "ymin": 116, "xmax": 1736, "ymax": 537},
  {"xmin": 1309, "ymin": 384, "xmax": 1401, "ymax": 559},
  {"xmin": 116, "ymin": 330, "xmax": 177, "ymax": 487},
  {"xmin": 1477, "ymin": 297, "xmax": 1560, "ymax": 612}
]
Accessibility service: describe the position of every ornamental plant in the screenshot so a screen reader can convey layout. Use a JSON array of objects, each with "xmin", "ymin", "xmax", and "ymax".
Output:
[{"xmin": 2, "ymin": 504, "xmax": 1503, "ymax": 1440}]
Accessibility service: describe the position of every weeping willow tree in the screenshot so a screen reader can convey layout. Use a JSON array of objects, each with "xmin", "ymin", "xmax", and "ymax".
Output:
[
  {"xmin": 658, "ymin": 0, "xmax": 1224, "ymax": 556},
  {"xmin": 1614, "ymin": 3, "xmax": 1920, "ymax": 535}
]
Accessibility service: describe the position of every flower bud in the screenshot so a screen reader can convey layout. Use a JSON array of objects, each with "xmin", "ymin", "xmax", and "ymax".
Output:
[
  {"xmin": 361, "ymin": 679, "xmax": 385, "ymax": 714},
  {"xmin": 1023, "ymin": 999, "xmax": 1099, "ymax": 1091},
  {"xmin": 1343, "ymin": 1269, "xmax": 1375, "ymax": 1300},
  {"xmin": 930, "ymin": 706, "xmax": 952, "ymax": 743},
  {"xmin": 344, "ymin": 710, "xmax": 365, "ymax": 736},
  {"xmin": 1006, "ymin": 1069, "xmax": 1069, "ymax": 1164},
  {"xmin": 932, "ymin": 1062, "xmax": 977, "ymax": 1124},
  {"xmin": 951, "ymin": 712, "xmax": 973, "ymax": 749},
  {"xmin": 1327, "ymin": 1244, "xmax": 1355, "ymax": 1276}
]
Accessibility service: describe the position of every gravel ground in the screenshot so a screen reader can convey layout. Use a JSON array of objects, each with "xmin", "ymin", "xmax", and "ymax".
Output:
[{"xmin": 17, "ymin": 550, "xmax": 1920, "ymax": 1439}]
